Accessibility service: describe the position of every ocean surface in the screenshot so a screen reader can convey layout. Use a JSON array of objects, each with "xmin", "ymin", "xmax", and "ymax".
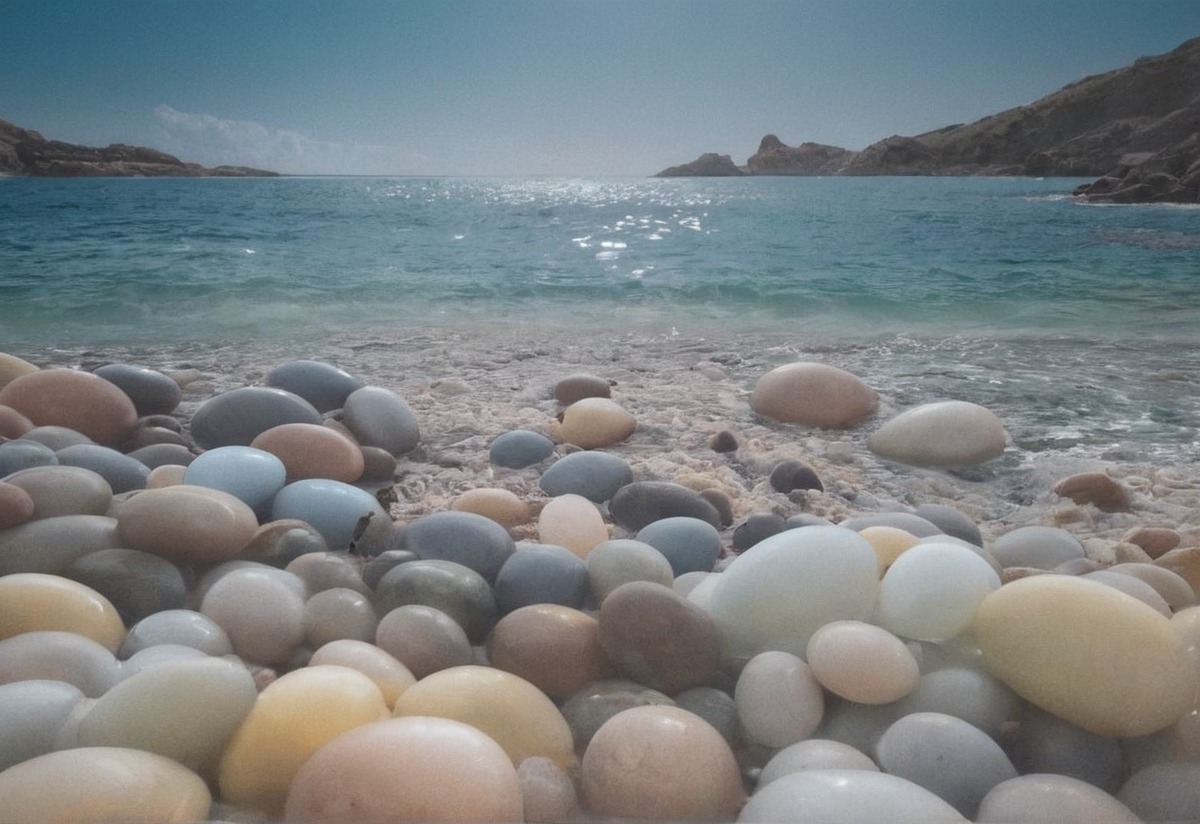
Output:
[{"xmin": 1, "ymin": 175, "xmax": 1198, "ymax": 470}]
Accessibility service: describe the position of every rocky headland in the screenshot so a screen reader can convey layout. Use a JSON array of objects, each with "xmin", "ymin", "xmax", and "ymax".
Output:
[
  {"xmin": 0, "ymin": 119, "xmax": 278, "ymax": 178},
  {"xmin": 656, "ymin": 36, "xmax": 1200, "ymax": 203}
]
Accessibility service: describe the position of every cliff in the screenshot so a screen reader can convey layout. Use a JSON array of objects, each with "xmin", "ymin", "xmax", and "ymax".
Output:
[
  {"xmin": 655, "ymin": 152, "xmax": 745, "ymax": 177},
  {"xmin": 653, "ymin": 35, "xmax": 1200, "ymax": 198},
  {"xmin": 0, "ymin": 119, "xmax": 278, "ymax": 177}
]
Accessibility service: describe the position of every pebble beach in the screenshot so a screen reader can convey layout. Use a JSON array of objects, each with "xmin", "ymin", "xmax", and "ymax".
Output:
[{"xmin": 3, "ymin": 320, "xmax": 1200, "ymax": 824}]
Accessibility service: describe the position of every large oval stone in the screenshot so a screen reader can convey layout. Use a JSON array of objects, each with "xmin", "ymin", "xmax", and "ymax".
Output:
[
  {"xmin": 734, "ymin": 650, "xmax": 824, "ymax": 748},
  {"xmin": 55, "ymin": 444, "xmax": 149, "ymax": 494},
  {"xmin": 749, "ymin": 362, "xmax": 878, "ymax": 428},
  {"xmin": 375, "ymin": 559, "xmax": 497, "ymax": 644},
  {"xmin": 559, "ymin": 397, "xmax": 637, "ymax": 449},
  {"xmin": 94, "ymin": 363, "xmax": 182, "ymax": 417},
  {"xmin": 740, "ymin": 769, "xmax": 967, "ymax": 823},
  {"xmin": 65, "ymin": 547, "xmax": 187, "ymax": 625},
  {"xmin": 990, "ymin": 525, "xmax": 1085, "ymax": 570},
  {"xmin": 869, "ymin": 401, "xmax": 1006, "ymax": 466},
  {"xmin": 0, "ymin": 573, "xmax": 125, "ymax": 652},
  {"xmin": 0, "ymin": 630, "xmax": 121, "ymax": 697},
  {"xmin": 493, "ymin": 543, "xmax": 589, "ymax": 614},
  {"xmin": 341, "ymin": 385, "xmax": 420, "ymax": 456},
  {"xmin": 184, "ymin": 445, "xmax": 288, "ymax": 511},
  {"xmin": 117, "ymin": 485, "xmax": 258, "ymax": 565},
  {"xmin": 0, "ymin": 680, "xmax": 86, "ymax": 771},
  {"xmin": 120, "ymin": 609, "xmax": 234, "ymax": 658},
  {"xmin": 489, "ymin": 429, "xmax": 555, "ymax": 469},
  {"xmin": 200, "ymin": 566, "xmax": 307, "ymax": 665},
  {"xmin": 2, "ymin": 465, "xmax": 113, "ymax": 520},
  {"xmin": 189, "ymin": 386, "xmax": 322, "ymax": 450},
  {"xmin": 876, "ymin": 542, "xmax": 1001, "ymax": 642},
  {"xmin": 271, "ymin": 478, "xmax": 389, "ymax": 552},
  {"xmin": 0, "ymin": 368, "xmax": 138, "ymax": 446},
  {"xmin": 554, "ymin": 373, "xmax": 611, "ymax": 405},
  {"xmin": 265, "ymin": 359, "xmax": 364, "ymax": 414},
  {"xmin": 537, "ymin": 494, "xmax": 609, "ymax": 558},
  {"xmin": 635, "ymin": 516, "xmax": 723, "ymax": 576},
  {"xmin": 487, "ymin": 604, "xmax": 616, "ymax": 699},
  {"xmin": 976, "ymin": 774, "xmax": 1140, "ymax": 823},
  {"xmin": 610, "ymin": 481, "xmax": 722, "ymax": 532},
  {"xmin": 806, "ymin": 620, "xmax": 919, "ymax": 704},
  {"xmin": 706, "ymin": 525, "xmax": 880, "ymax": 662},
  {"xmin": 0, "ymin": 438, "xmax": 56, "ymax": 475},
  {"xmin": 973, "ymin": 574, "xmax": 1194, "ymax": 737},
  {"xmin": 251, "ymin": 423, "xmax": 364, "ymax": 483},
  {"xmin": 451, "ymin": 487, "xmax": 529, "ymax": 528},
  {"xmin": 375, "ymin": 604, "xmax": 472, "ymax": 680},
  {"xmin": 540, "ymin": 450, "xmax": 633, "ymax": 502},
  {"xmin": 0, "ymin": 746, "xmax": 212, "ymax": 824},
  {"xmin": 397, "ymin": 510, "xmax": 515, "ymax": 585}
]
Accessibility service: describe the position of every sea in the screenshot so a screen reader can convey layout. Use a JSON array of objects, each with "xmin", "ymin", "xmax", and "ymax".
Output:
[{"xmin": 1, "ymin": 174, "xmax": 1198, "ymax": 474}]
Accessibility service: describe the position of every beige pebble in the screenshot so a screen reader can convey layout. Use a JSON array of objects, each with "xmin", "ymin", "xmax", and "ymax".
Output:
[
  {"xmin": 116, "ymin": 485, "xmax": 258, "ymax": 565},
  {"xmin": 308, "ymin": 639, "xmax": 416, "ymax": 709},
  {"xmin": 146, "ymin": 464, "xmax": 188, "ymax": 488},
  {"xmin": 749, "ymin": 361, "xmax": 878, "ymax": 429},
  {"xmin": 1053, "ymin": 471, "xmax": 1132, "ymax": 512},
  {"xmin": 250, "ymin": 422, "xmax": 364, "ymax": 483},
  {"xmin": 0, "ymin": 368, "xmax": 138, "ymax": 446},
  {"xmin": 559, "ymin": 397, "xmax": 636, "ymax": 449},
  {"xmin": 859, "ymin": 525, "xmax": 920, "ymax": 571},
  {"xmin": 538, "ymin": 494, "xmax": 609, "ymax": 558},
  {"xmin": 806, "ymin": 620, "xmax": 920, "ymax": 704},
  {"xmin": 3, "ymin": 465, "xmax": 113, "ymax": 520},
  {"xmin": 0, "ymin": 572, "xmax": 126, "ymax": 653},
  {"xmin": 0, "ymin": 353, "xmax": 39, "ymax": 390},
  {"xmin": 452, "ymin": 487, "xmax": 530, "ymax": 528},
  {"xmin": 0, "ymin": 482, "xmax": 35, "ymax": 529},
  {"xmin": 0, "ymin": 404, "xmax": 34, "ymax": 438},
  {"xmin": 488, "ymin": 604, "xmax": 616, "ymax": 699},
  {"xmin": 1124, "ymin": 526, "xmax": 1182, "ymax": 560}
]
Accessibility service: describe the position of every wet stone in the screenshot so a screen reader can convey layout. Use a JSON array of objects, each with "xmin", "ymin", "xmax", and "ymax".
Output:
[
  {"xmin": 264, "ymin": 359, "xmax": 365, "ymax": 414},
  {"xmin": 341, "ymin": 385, "xmax": 421, "ymax": 456},
  {"xmin": 189, "ymin": 386, "xmax": 323, "ymax": 450},
  {"xmin": 733, "ymin": 512, "xmax": 787, "ymax": 551},
  {"xmin": 770, "ymin": 459, "xmax": 824, "ymax": 493},
  {"xmin": 539, "ymin": 450, "xmax": 633, "ymax": 502},
  {"xmin": 94, "ymin": 363, "xmax": 182, "ymax": 417},
  {"xmin": 397, "ymin": 510, "xmax": 516, "ymax": 585},
  {"xmin": 490, "ymin": 429, "xmax": 556, "ymax": 469},
  {"xmin": 493, "ymin": 543, "xmax": 589, "ymax": 614},
  {"xmin": 65, "ymin": 547, "xmax": 188, "ymax": 625},
  {"xmin": 554, "ymin": 373, "xmax": 611, "ymax": 405},
  {"xmin": 636, "ymin": 516, "xmax": 723, "ymax": 576},
  {"xmin": 610, "ymin": 481, "xmax": 723, "ymax": 532},
  {"xmin": 374, "ymin": 558, "xmax": 497, "ymax": 644},
  {"xmin": 55, "ymin": 443, "xmax": 150, "ymax": 494}
]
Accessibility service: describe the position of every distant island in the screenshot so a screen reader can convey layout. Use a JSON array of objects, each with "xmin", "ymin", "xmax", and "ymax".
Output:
[
  {"xmin": 656, "ymin": 36, "xmax": 1200, "ymax": 204},
  {"xmin": 0, "ymin": 119, "xmax": 278, "ymax": 178}
]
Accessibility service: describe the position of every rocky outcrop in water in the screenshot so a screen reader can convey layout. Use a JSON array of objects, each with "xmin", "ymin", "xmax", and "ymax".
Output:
[
  {"xmin": 1072, "ymin": 132, "xmax": 1200, "ymax": 204},
  {"xmin": 655, "ymin": 152, "xmax": 745, "ymax": 177},
  {"xmin": 654, "ymin": 35, "xmax": 1200, "ymax": 196},
  {"xmin": 0, "ymin": 119, "xmax": 278, "ymax": 177}
]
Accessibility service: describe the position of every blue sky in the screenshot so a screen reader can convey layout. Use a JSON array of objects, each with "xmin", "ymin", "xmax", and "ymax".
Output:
[{"xmin": 2, "ymin": 1, "xmax": 1196, "ymax": 176}]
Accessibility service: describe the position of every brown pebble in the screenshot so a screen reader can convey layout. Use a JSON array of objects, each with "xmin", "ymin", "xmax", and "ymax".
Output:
[
  {"xmin": 559, "ymin": 398, "xmax": 636, "ymax": 450},
  {"xmin": 1155, "ymin": 546, "xmax": 1200, "ymax": 596},
  {"xmin": 0, "ymin": 353, "xmax": 39, "ymax": 390},
  {"xmin": 358, "ymin": 446, "xmax": 397, "ymax": 484},
  {"xmin": 487, "ymin": 604, "xmax": 616, "ymax": 699},
  {"xmin": 0, "ymin": 369, "xmax": 138, "ymax": 446},
  {"xmin": 1052, "ymin": 472, "xmax": 1131, "ymax": 512},
  {"xmin": 1123, "ymin": 527, "xmax": 1182, "ymax": 560},
  {"xmin": 0, "ymin": 482, "xmax": 35, "ymax": 529},
  {"xmin": 708, "ymin": 430, "xmax": 739, "ymax": 453},
  {"xmin": 554, "ymin": 373, "xmax": 611, "ymax": 405},
  {"xmin": 698, "ymin": 488, "xmax": 734, "ymax": 527},
  {"xmin": 250, "ymin": 422, "xmax": 365, "ymax": 483},
  {"xmin": 0, "ymin": 404, "xmax": 34, "ymax": 439},
  {"xmin": 452, "ymin": 488, "xmax": 530, "ymax": 528}
]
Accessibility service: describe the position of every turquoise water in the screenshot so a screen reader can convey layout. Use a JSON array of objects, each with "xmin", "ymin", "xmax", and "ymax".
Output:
[{"xmin": 2, "ymin": 175, "xmax": 1198, "ymax": 465}]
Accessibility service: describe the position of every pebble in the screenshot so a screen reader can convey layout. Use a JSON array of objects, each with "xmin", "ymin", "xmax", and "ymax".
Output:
[
  {"xmin": 806, "ymin": 620, "xmax": 920, "ymax": 704},
  {"xmin": 65, "ymin": 547, "xmax": 188, "ymax": 625},
  {"xmin": 859, "ymin": 525, "xmax": 920, "ymax": 570},
  {"xmin": 250, "ymin": 422, "xmax": 365, "ymax": 483},
  {"xmin": 587, "ymin": 539, "xmax": 675, "ymax": 604},
  {"xmin": 1108, "ymin": 561, "xmax": 1196, "ymax": 611},
  {"xmin": 559, "ymin": 397, "xmax": 637, "ymax": 449},
  {"xmin": 451, "ymin": 487, "xmax": 529, "ymax": 527},
  {"xmin": 360, "ymin": 548, "xmax": 418, "ymax": 589},
  {"xmin": 758, "ymin": 739, "xmax": 878, "ymax": 787},
  {"xmin": 190, "ymin": 386, "xmax": 323, "ymax": 450},
  {"xmin": 397, "ymin": 510, "xmax": 515, "ymax": 584},
  {"xmin": 769, "ymin": 459, "xmax": 824, "ymax": 493},
  {"xmin": 976, "ymin": 773, "xmax": 1141, "ymax": 823},
  {"xmin": 119, "ymin": 609, "xmax": 234, "ymax": 658},
  {"xmin": 374, "ymin": 604, "xmax": 472, "ymax": 680},
  {"xmin": 94, "ymin": 363, "xmax": 182, "ymax": 416},
  {"xmin": 340, "ymin": 385, "xmax": 420, "ymax": 456},
  {"xmin": 990, "ymin": 525, "xmax": 1085, "ymax": 569},
  {"xmin": 238, "ymin": 519, "xmax": 328, "ymax": 566},
  {"xmin": 284, "ymin": 716, "xmax": 523, "ymax": 823},
  {"xmin": 0, "ymin": 680, "xmax": 86, "ymax": 772},
  {"xmin": 673, "ymin": 685, "xmax": 742, "ymax": 749},
  {"xmin": 217, "ymin": 665, "xmax": 389, "ymax": 818},
  {"xmin": 493, "ymin": 542, "xmax": 589, "ymax": 614},
  {"xmin": 539, "ymin": 449, "xmax": 633, "ymax": 502},
  {"xmin": 708, "ymin": 429, "xmax": 739, "ymax": 452},
  {"xmin": 838, "ymin": 511, "xmax": 943, "ymax": 537},
  {"xmin": 561, "ymin": 679, "xmax": 675, "ymax": 753},
  {"xmin": 126, "ymin": 442, "xmax": 195, "ymax": 468},
  {"xmin": 0, "ymin": 481, "xmax": 34, "ymax": 529},
  {"xmin": 973, "ymin": 574, "xmax": 1194, "ymax": 737},
  {"xmin": 286, "ymin": 551, "xmax": 370, "ymax": 596},
  {"xmin": 554, "ymin": 372, "xmax": 611, "ymax": 405},
  {"xmin": 537, "ymin": 493, "xmax": 609, "ymax": 557},
  {"xmin": 307, "ymin": 639, "xmax": 415, "ymax": 708},
  {"xmin": 374, "ymin": 558, "xmax": 496, "ymax": 644},
  {"xmin": 392, "ymin": 664, "xmax": 575, "ymax": 768},
  {"xmin": 0, "ymin": 438, "xmax": 56, "ymax": 475},
  {"xmin": 0, "ymin": 405, "xmax": 34, "ymax": 439},
  {"xmin": 635, "ymin": 516, "xmax": 723, "ymax": 576},
  {"xmin": 912, "ymin": 503, "xmax": 983, "ymax": 546},
  {"xmin": 894, "ymin": 667, "xmax": 1020, "ymax": 741},
  {"xmin": 1052, "ymin": 470, "xmax": 1132, "ymax": 512},
  {"xmin": 740, "ymin": 769, "xmax": 967, "ymax": 823},
  {"xmin": 487, "ymin": 604, "xmax": 616, "ymax": 699},
  {"xmin": 0, "ymin": 352, "xmax": 39, "ymax": 388},
  {"xmin": 20, "ymin": 424, "xmax": 95, "ymax": 450},
  {"xmin": 706, "ymin": 525, "xmax": 880, "ymax": 661},
  {"xmin": 1083, "ymin": 569, "xmax": 1172, "ymax": 615},
  {"xmin": 357, "ymin": 445, "xmax": 397, "ymax": 484},
  {"xmin": 55, "ymin": 443, "xmax": 150, "ymax": 494},
  {"xmin": 875, "ymin": 542, "xmax": 1001, "ymax": 642},
  {"xmin": 271, "ymin": 478, "xmax": 389, "ymax": 552},
  {"xmin": 200, "ymin": 566, "xmax": 307, "ymax": 666},
  {"xmin": 264, "ymin": 359, "xmax": 364, "ymax": 414},
  {"xmin": 3, "ymin": 464, "xmax": 113, "ymax": 520},
  {"xmin": 0, "ymin": 746, "xmax": 213, "ymax": 824},
  {"xmin": 118, "ymin": 485, "xmax": 259, "ymax": 565},
  {"xmin": 0, "ymin": 630, "xmax": 121, "ymax": 697},
  {"xmin": 0, "ymin": 572, "xmax": 126, "ymax": 653},
  {"xmin": 1117, "ymin": 761, "xmax": 1200, "ymax": 822},
  {"xmin": 303, "ymin": 588, "xmax": 378, "ymax": 648},
  {"xmin": 582, "ymin": 705, "xmax": 745, "ymax": 821},
  {"xmin": 749, "ymin": 361, "xmax": 878, "ymax": 428},
  {"xmin": 734, "ymin": 650, "xmax": 825, "ymax": 748},
  {"xmin": 0, "ymin": 513, "xmax": 122, "ymax": 577},
  {"xmin": 0, "ymin": 368, "xmax": 139, "ymax": 446},
  {"xmin": 1010, "ymin": 704, "xmax": 1123, "ymax": 790},
  {"xmin": 700, "ymin": 487, "xmax": 735, "ymax": 527},
  {"xmin": 598, "ymin": 580, "xmax": 721, "ymax": 694},
  {"xmin": 1123, "ymin": 525, "xmax": 1181, "ymax": 559},
  {"xmin": 732, "ymin": 512, "xmax": 787, "ymax": 551},
  {"xmin": 489, "ymin": 428, "xmax": 555, "ymax": 469},
  {"xmin": 610, "ymin": 480, "xmax": 723, "ymax": 531},
  {"xmin": 519, "ymin": 755, "xmax": 582, "ymax": 823},
  {"xmin": 869, "ymin": 400, "xmax": 1007, "ymax": 466}
]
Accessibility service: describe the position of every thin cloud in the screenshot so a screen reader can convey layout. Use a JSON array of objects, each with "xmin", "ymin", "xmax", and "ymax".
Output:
[{"xmin": 151, "ymin": 105, "xmax": 415, "ymax": 175}]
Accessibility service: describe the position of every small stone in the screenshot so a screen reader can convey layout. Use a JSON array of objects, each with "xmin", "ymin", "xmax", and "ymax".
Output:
[
  {"xmin": 452, "ymin": 487, "xmax": 529, "ymax": 528},
  {"xmin": 0, "ymin": 438, "xmax": 57, "ymax": 475},
  {"xmin": 0, "ymin": 680, "xmax": 87, "ymax": 772},
  {"xmin": 341, "ymin": 385, "xmax": 420, "ymax": 456},
  {"xmin": 65, "ymin": 547, "xmax": 187, "ymax": 625},
  {"xmin": 537, "ymin": 494, "xmax": 609, "ymax": 558},
  {"xmin": 990, "ymin": 525, "xmax": 1085, "ymax": 570},
  {"xmin": 190, "ymin": 386, "xmax": 322, "ymax": 450},
  {"xmin": 94, "ymin": 363, "xmax": 183, "ymax": 416},
  {"xmin": 559, "ymin": 397, "xmax": 636, "ymax": 449},
  {"xmin": 119, "ymin": 608, "xmax": 234, "ymax": 658},
  {"xmin": 357, "ymin": 445, "xmax": 397, "ymax": 484},
  {"xmin": 375, "ymin": 604, "xmax": 472, "ymax": 680},
  {"xmin": 0, "ymin": 513, "xmax": 120, "ymax": 576},
  {"xmin": 554, "ymin": 373, "xmax": 611, "ymax": 405},
  {"xmin": 200, "ymin": 566, "xmax": 307, "ymax": 666},
  {"xmin": 709, "ymin": 429, "xmax": 739, "ymax": 452},
  {"xmin": 397, "ymin": 510, "xmax": 515, "ymax": 585},
  {"xmin": 587, "ymin": 539, "xmax": 675, "ymax": 604},
  {"xmin": 360, "ymin": 549, "xmax": 418, "ymax": 590},
  {"xmin": 539, "ymin": 450, "xmax": 633, "ymax": 502},
  {"xmin": 732, "ymin": 513, "xmax": 787, "ymax": 551},
  {"xmin": 610, "ymin": 481, "xmax": 722, "ymax": 532},
  {"xmin": 308, "ymin": 639, "xmax": 415, "ymax": 709},
  {"xmin": 489, "ymin": 429, "xmax": 555, "ymax": 469},
  {"xmin": 286, "ymin": 551, "xmax": 370, "ymax": 597},
  {"xmin": 769, "ymin": 459, "xmax": 824, "ymax": 493},
  {"xmin": 126, "ymin": 443, "xmax": 195, "ymax": 469},
  {"xmin": 977, "ymin": 774, "xmax": 1141, "ymax": 824},
  {"xmin": 635, "ymin": 516, "xmax": 723, "ymax": 576},
  {"xmin": 1052, "ymin": 471, "xmax": 1132, "ymax": 512},
  {"xmin": 758, "ymin": 739, "xmax": 878, "ymax": 787},
  {"xmin": 1122, "ymin": 526, "xmax": 1181, "ymax": 560},
  {"xmin": 237, "ymin": 519, "xmax": 328, "ymax": 566},
  {"xmin": 742, "ymin": 768, "xmax": 970, "ymax": 823},
  {"xmin": 598, "ymin": 580, "xmax": 721, "ymax": 694},
  {"xmin": 806, "ymin": 620, "xmax": 920, "ymax": 704},
  {"xmin": 876, "ymin": 542, "xmax": 1001, "ymax": 642},
  {"xmin": 0, "ymin": 369, "xmax": 139, "ymax": 446},
  {"xmin": 0, "ymin": 482, "xmax": 35, "ymax": 529},
  {"xmin": 264, "ymin": 359, "xmax": 364, "ymax": 414},
  {"xmin": 0, "ymin": 404, "xmax": 34, "ymax": 439},
  {"xmin": 561, "ymin": 678, "xmax": 674, "ymax": 754},
  {"xmin": 488, "ymin": 604, "xmax": 616, "ymax": 699},
  {"xmin": 735, "ymin": 650, "xmax": 824, "ymax": 748},
  {"xmin": 519, "ymin": 756, "xmax": 582, "ymax": 824},
  {"xmin": 250, "ymin": 422, "xmax": 364, "ymax": 483},
  {"xmin": 699, "ymin": 487, "xmax": 735, "ymax": 527},
  {"xmin": 913, "ymin": 503, "xmax": 983, "ymax": 546},
  {"xmin": 1118, "ymin": 762, "xmax": 1200, "ymax": 823},
  {"xmin": 374, "ymin": 559, "xmax": 497, "ymax": 644},
  {"xmin": 750, "ymin": 361, "xmax": 878, "ymax": 428},
  {"xmin": 493, "ymin": 543, "xmax": 589, "ymax": 614},
  {"xmin": 271, "ymin": 478, "xmax": 390, "ymax": 552},
  {"xmin": 303, "ymin": 587, "xmax": 378, "ymax": 648},
  {"xmin": 869, "ymin": 401, "xmax": 1007, "ymax": 466},
  {"xmin": 0, "ymin": 630, "xmax": 121, "ymax": 697},
  {"xmin": 55, "ymin": 443, "xmax": 150, "ymax": 494}
]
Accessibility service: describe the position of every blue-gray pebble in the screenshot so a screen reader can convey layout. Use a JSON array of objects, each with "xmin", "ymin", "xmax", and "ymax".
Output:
[
  {"xmin": 539, "ymin": 451, "xmax": 633, "ymax": 502},
  {"xmin": 0, "ymin": 440, "xmax": 58, "ymax": 476},
  {"xmin": 55, "ymin": 444, "xmax": 150, "ymax": 494},
  {"xmin": 265, "ymin": 360, "xmax": 365, "ymax": 414},
  {"xmin": 397, "ymin": 510, "xmax": 515, "ymax": 585},
  {"xmin": 489, "ymin": 430, "xmax": 555, "ymax": 469},
  {"xmin": 94, "ymin": 363, "xmax": 182, "ymax": 417},
  {"xmin": 190, "ymin": 387, "xmax": 322, "ymax": 450},
  {"xmin": 635, "ymin": 516, "xmax": 723, "ymax": 576},
  {"xmin": 493, "ymin": 543, "xmax": 589, "ymax": 614}
]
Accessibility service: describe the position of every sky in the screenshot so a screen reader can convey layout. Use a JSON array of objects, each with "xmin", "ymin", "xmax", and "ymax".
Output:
[{"xmin": 2, "ymin": 1, "xmax": 1197, "ymax": 177}]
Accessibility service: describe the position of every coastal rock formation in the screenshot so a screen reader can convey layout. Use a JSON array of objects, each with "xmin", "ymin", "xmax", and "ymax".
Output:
[
  {"xmin": 745, "ymin": 134, "xmax": 858, "ymax": 175},
  {"xmin": 655, "ymin": 36, "xmax": 1200, "ymax": 197},
  {"xmin": 654, "ymin": 152, "xmax": 745, "ymax": 177},
  {"xmin": 0, "ymin": 118, "xmax": 277, "ymax": 177}
]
